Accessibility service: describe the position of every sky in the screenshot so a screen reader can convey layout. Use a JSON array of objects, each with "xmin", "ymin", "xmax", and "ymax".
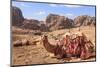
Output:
[{"xmin": 12, "ymin": 1, "xmax": 96, "ymax": 21}]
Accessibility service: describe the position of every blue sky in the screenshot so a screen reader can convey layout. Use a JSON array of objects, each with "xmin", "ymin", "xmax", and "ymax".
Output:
[{"xmin": 12, "ymin": 1, "xmax": 96, "ymax": 21}]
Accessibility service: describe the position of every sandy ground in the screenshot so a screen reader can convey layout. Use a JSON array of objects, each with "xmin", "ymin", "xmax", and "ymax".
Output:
[{"xmin": 12, "ymin": 26, "xmax": 96, "ymax": 66}]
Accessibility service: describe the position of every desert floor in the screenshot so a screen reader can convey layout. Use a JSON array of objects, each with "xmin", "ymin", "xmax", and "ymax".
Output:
[{"xmin": 12, "ymin": 26, "xmax": 96, "ymax": 65}]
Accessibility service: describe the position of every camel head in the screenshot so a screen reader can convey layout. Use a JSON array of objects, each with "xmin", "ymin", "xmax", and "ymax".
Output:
[{"xmin": 41, "ymin": 35, "xmax": 48, "ymax": 43}]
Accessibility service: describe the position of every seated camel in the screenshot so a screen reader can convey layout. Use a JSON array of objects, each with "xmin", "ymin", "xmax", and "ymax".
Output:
[{"xmin": 42, "ymin": 32, "xmax": 95, "ymax": 59}]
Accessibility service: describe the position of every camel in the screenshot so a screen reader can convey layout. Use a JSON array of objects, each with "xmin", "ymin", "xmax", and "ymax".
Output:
[
  {"xmin": 42, "ymin": 32, "xmax": 95, "ymax": 59},
  {"xmin": 42, "ymin": 35, "xmax": 57, "ymax": 53},
  {"xmin": 42, "ymin": 35, "xmax": 66, "ymax": 58}
]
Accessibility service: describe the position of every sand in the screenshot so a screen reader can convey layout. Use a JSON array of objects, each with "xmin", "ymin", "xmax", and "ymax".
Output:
[{"xmin": 12, "ymin": 26, "xmax": 96, "ymax": 66}]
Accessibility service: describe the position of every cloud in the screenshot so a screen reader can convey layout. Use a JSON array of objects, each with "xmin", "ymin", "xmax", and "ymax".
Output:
[
  {"xmin": 36, "ymin": 11, "xmax": 45, "ymax": 15},
  {"xmin": 20, "ymin": 3, "xmax": 32, "ymax": 7},
  {"xmin": 66, "ymin": 13, "xmax": 73, "ymax": 16},
  {"xmin": 65, "ymin": 13, "xmax": 75, "ymax": 18}
]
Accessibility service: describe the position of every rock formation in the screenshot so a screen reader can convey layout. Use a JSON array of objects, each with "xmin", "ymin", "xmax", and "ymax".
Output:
[
  {"xmin": 12, "ymin": 6, "xmax": 24, "ymax": 26},
  {"xmin": 12, "ymin": 6, "xmax": 96, "ymax": 32},
  {"xmin": 46, "ymin": 14, "xmax": 73, "ymax": 31},
  {"xmin": 74, "ymin": 15, "xmax": 96, "ymax": 27},
  {"xmin": 40, "ymin": 23, "xmax": 49, "ymax": 32},
  {"xmin": 21, "ymin": 19, "xmax": 40, "ymax": 30}
]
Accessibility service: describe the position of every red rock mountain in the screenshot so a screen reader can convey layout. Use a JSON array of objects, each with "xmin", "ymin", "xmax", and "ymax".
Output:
[
  {"xmin": 74, "ymin": 15, "xmax": 96, "ymax": 26},
  {"xmin": 12, "ymin": 6, "xmax": 96, "ymax": 31},
  {"xmin": 12, "ymin": 6, "xmax": 24, "ymax": 26},
  {"xmin": 46, "ymin": 14, "xmax": 73, "ymax": 31}
]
